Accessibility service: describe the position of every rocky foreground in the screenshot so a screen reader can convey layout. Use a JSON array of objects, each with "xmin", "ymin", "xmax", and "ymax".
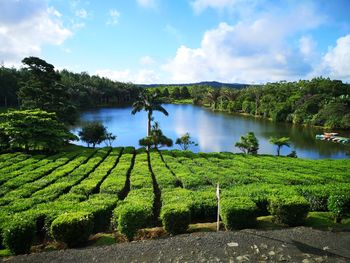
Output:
[{"xmin": 3, "ymin": 227, "xmax": 350, "ymax": 263}]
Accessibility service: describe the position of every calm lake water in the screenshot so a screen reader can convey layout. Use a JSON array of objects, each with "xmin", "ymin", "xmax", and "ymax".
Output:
[{"xmin": 71, "ymin": 104, "xmax": 349, "ymax": 159}]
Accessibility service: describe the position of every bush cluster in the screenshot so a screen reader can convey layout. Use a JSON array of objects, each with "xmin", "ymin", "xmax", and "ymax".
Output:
[
  {"xmin": 220, "ymin": 197, "xmax": 258, "ymax": 229},
  {"xmin": 51, "ymin": 212, "xmax": 94, "ymax": 247},
  {"xmin": 268, "ymin": 195, "xmax": 310, "ymax": 226}
]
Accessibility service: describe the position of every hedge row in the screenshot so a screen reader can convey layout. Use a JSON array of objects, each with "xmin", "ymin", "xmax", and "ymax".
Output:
[
  {"xmin": 0, "ymin": 150, "xmax": 93, "ymax": 206},
  {"xmin": 149, "ymin": 152, "xmax": 180, "ymax": 189},
  {"xmin": 129, "ymin": 153, "xmax": 153, "ymax": 189},
  {"xmin": 0, "ymin": 149, "xmax": 108, "ymax": 214},
  {"xmin": 0, "ymin": 153, "xmax": 28, "ymax": 169},
  {"xmin": 0, "ymin": 152, "xmax": 78, "ymax": 197},
  {"xmin": 70, "ymin": 148, "xmax": 122, "ymax": 196},
  {"xmin": 100, "ymin": 148, "xmax": 135, "ymax": 196},
  {"xmin": 0, "ymin": 193, "xmax": 119, "ymax": 253},
  {"xmin": 0, "ymin": 154, "xmax": 46, "ymax": 184},
  {"xmin": 112, "ymin": 188, "xmax": 154, "ymax": 240},
  {"xmin": 161, "ymin": 151, "xmax": 208, "ymax": 189}
]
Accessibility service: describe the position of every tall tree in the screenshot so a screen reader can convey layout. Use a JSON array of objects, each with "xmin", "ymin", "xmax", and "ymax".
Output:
[
  {"xmin": 269, "ymin": 137, "xmax": 290, "ymax": 156},
  {"xmin": 18, "ymin": 57, "xmax": 77, "ymax": 124},
  {"xmin": 131, "ymin": 91, "xmax": 168, "ymax": 137},
  {"xmin": 235, "ymin": 132, "xmax": 259, "ymax": 154}
]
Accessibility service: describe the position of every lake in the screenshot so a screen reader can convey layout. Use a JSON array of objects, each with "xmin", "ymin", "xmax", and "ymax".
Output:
[{"xmin": 71, "ymin": 104, "xmax": 349, "ymax": 159}]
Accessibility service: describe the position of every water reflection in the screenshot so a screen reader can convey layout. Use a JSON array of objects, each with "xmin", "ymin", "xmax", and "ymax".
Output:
[{"xmin": 71, "ymin": 104, "xmax": 349, "ymax": 159}]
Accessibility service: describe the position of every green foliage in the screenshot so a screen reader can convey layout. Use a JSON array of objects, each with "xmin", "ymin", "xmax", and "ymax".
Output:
[
  {"xmin": 268, "ymin": 195, "xmax": 310, "ymax": 226},
  {"xmin": 79, "ymin": 122, "xmax": 112, "ymax": 148},
  {"xmin": 327, "ymin": 195, "xmax": 350, "ymax": 223},
  {"xmin": 0, "ymin": 109, "xmax": 77, "ymax": 152},
  {"xmin": 139, "ymin": 122, "xmax": 173, "ymax": 149},
  {"xmin": 269, "ymin": 137, "xmax": 290, "ymax": 156},
  {"xmin": 3, "ymin": 217, "xmax": 36, "ymax": 255},
  {"xmin": 220, "ymin": 197, "xmax": 258, "ymax": 229},
  {"xmin": 51, "ymin": 212, "xmax": 94, "ymax": 247},
  {"xmin": 175, "ymin": 133, "xmax": 197, "ymax": 150},
  {"xmin": 161, "ymin": 204, "xmax": 191, "ymax": 234},
  {"xmin": 113, "ymin": 191, "xmax": 154, "ymax": 241},
  {"xmin": 132, "ymin": 91, "xmax": 169, "ymax": 139},
  {"xmin": 18, "ymin": 57, "xmax": 77, "ymax": 124},
  {"xmin": 235, "ymin": 132, "xmax": 259, "ymax": 154}
]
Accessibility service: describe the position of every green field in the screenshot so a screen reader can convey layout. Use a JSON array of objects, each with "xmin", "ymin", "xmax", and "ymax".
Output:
[{"xmin": 0, "ymin": 147, "xmax": 349, "ymax": 254}]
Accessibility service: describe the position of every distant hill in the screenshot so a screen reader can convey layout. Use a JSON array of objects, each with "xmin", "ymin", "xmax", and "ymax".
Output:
[{"xmin": 138, "ymin": 81, "xmax": 249, "ymax": 89}]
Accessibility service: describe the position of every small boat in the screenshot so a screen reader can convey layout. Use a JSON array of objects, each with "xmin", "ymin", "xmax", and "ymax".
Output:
[{"xmin": 315, "ymin": 133, "xmax": 349, "ymax": 144}]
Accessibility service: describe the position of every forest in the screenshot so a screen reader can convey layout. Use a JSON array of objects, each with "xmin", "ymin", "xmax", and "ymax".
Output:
[
  {"xmin": 150, "ymin": 78, "xmax": 350, "ymax": 130},
  {"xmin": 1, "ymin": 57, "xmax": 350, "ymax": 129}
]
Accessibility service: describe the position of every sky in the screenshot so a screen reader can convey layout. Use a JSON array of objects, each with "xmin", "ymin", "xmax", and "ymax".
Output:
[{"xmin": 1, "ymin": 0, "xmax": 350, "ymax": 84}]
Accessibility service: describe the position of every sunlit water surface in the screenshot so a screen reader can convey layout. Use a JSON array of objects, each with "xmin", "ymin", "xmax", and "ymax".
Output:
[{"xmin": 71, "ymin": 104, "xmax": 349, "ymax": 159}]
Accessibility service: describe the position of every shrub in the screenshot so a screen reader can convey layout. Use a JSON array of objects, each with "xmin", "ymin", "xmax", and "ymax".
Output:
[
  {"xmin": 161, "ymin": 204, "xmax": 191, "ymax": 234},
  {"xmin": 220, "ymin": 197, "xmax": 258, "ymax": 230},
  {"xmin": 327, "ymin": 194, "xmax": 350, "ymax": 223},
  {"xmin": 115, "ymin": 202, "xmax": 153, "ymax": 241},
  {"xmin": 51, "ymin": 212, "xmax": 94, "ymax": 247},
  {"xmin": 268, "ymin": 195, "xmax": 309, "ymax": 226},
  {"xmin": 3, "ymin": 217, "xmax": 36, "ymax": 255},
  {"xmin": 190, "ymin": 191, "xmax": 217, "ymax": 222},
  {"xmin": 298, "ymin": 186, "xmax": 330, "ymax": 211}
]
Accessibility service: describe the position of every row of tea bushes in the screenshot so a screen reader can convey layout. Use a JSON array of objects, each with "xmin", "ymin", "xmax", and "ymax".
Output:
[
  {"xmin": 0, "ymin": 152, "xmax": 79, "ymax": 197},
  {"xmin": 100, "ymin": 148, "xmax": 135, "ymax": 197},
  {"xmin": 70, "ymin": 148, "xmax": 122, "ymax": 197}
]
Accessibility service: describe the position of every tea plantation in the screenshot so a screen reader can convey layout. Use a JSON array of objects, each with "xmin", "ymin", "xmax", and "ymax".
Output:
[{"xmin": 0, "ymin": 147, "xmax": 349, "ymax": 255}]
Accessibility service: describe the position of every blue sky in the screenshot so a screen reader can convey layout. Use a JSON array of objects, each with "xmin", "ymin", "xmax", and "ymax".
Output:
[{"xmin": 1, "ymin": 0, "xmax": 350, "ymax": 84}]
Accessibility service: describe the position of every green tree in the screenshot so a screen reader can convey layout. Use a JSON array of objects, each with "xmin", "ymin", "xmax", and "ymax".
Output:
[
  {"xmin": 175, "ymin": 133, "xmax": 197, "ymax": 150},
  {"xmin": 131, "ymin": 91, "xmax": 168, "ymax": 137},
  {"xmin": 78, "ymin": 122, "xmax": 109, "ymax": 148},
  {"xmin": 180, "ymin": 86, "xmax": 191, "ymax": 99},
  {"xmin": 0, "ymin": 109, "xmax": 76, "ymax": 152},
  {"xmin": 139, "ymin": 122, "xmax": 173, "ymax": 150},
  {"xmin": 18, "ymin": 57, "xmax": 77, "ymax": 124},
  {"xmin": 162, "ymin": 88, "xmax": 170, "ymax": 97},
  {"xmin": 235, "ymin": 132, "xmax": 259, "ymax": 154},
  {"xmin": 171, "ymin": 87, "xmax": 181, "ymax": 99},
  {"xmin": 206, "ymin": 89, "xmax": 221, "ymax": 109},
  {"xmin": 269, "ymin": 137, "xmax": 290, "ymax": 156}
]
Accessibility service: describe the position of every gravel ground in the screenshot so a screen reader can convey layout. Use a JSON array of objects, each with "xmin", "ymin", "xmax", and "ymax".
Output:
[{"xmin": 2, "ymin": 227, "xmax": 350, "ymax": 263}]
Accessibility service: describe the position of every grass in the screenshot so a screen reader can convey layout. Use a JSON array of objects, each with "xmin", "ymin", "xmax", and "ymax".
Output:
[{"xmin": 0, "ymin": 249, "xmax": 11, "ymax": 257}]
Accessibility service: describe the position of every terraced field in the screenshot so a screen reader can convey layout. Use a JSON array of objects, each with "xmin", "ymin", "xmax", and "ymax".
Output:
[{"xmin": 0, "ymin": 147, "xmax": 349, "ymax": 254}]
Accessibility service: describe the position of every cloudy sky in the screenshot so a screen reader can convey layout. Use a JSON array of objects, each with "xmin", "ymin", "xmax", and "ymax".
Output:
[{"xmin": 1, "ymin": 0, "xmax": 350, "ymax": 84}]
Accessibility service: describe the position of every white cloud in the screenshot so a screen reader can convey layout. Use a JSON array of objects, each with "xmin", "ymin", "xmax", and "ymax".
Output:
[
  {"xmin": 106, "ymin": 9, "xmax": 120, "ymax": 25},
  {"xmin": 191, "ymin": 0, "xmax": 260, "ymax": 14},
  {"xmin": 135, "ymin": 69, "xmax": 159, "ymax": 84},
  {"xmin": 140, "ymin": 56, "xmax": 155, "ymax": 66},
  {"xmin": 75, "ymin": 8, "xmax": 88, "ymax": 19},
  {"xmin": 96, "ymin": 68, "xmax": 159, "ymax": 84},
  {"xmin": 321, "ymin": 34, "xmax": 350, "ymax": 80},
  {"xmin": 96, "ymin": 69, "xmax": 131, "ymax": 82},
  {"xmin": 299, "ymin": 36, "xmax": 315, "ymax": 57},
  {"xmin": 0, "ymin": 0, "xmax": 71, "ymax": 66},
  {"xmin": 164, "ymin": 5, "xmax": 324, "ymax": 83},
  {"xmin": 137, "ymin": 0, "xmax": 156, "ymax": 8}
]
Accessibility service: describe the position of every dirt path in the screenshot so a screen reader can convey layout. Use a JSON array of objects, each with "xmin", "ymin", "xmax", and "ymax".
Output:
[{"xmin": 3, "ymin": 227, "xmax": 350, "ymax": 263}]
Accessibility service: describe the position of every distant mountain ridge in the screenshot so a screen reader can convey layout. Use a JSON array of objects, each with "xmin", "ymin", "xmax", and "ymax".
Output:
[{"xmin": 138, "ymin": 81, "xmax": 249, "ymax": 89}]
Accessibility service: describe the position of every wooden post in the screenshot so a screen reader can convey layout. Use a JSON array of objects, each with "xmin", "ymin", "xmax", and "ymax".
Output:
[{"xmin": 216, "ymin": 183, "xmax": 220, "ymax": 231}]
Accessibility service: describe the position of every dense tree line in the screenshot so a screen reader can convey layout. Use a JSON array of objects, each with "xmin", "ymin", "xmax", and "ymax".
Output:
[
  {"xmin": 0, "ymin": 57, "xmax": 140, "ymax": 121},
  {"xmin": 152, "ymin": 78, "xmax": 350, "ymax": 130}
]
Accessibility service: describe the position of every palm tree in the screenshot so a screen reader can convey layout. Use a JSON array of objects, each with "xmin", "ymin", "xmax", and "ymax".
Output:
[
  {"xmin": 131, "ymin": 91, "xmax": 168, "ymax": 137},
  {"xmin": 269, "ymin": 137, "xmax": 290, "ymax": 156}
]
